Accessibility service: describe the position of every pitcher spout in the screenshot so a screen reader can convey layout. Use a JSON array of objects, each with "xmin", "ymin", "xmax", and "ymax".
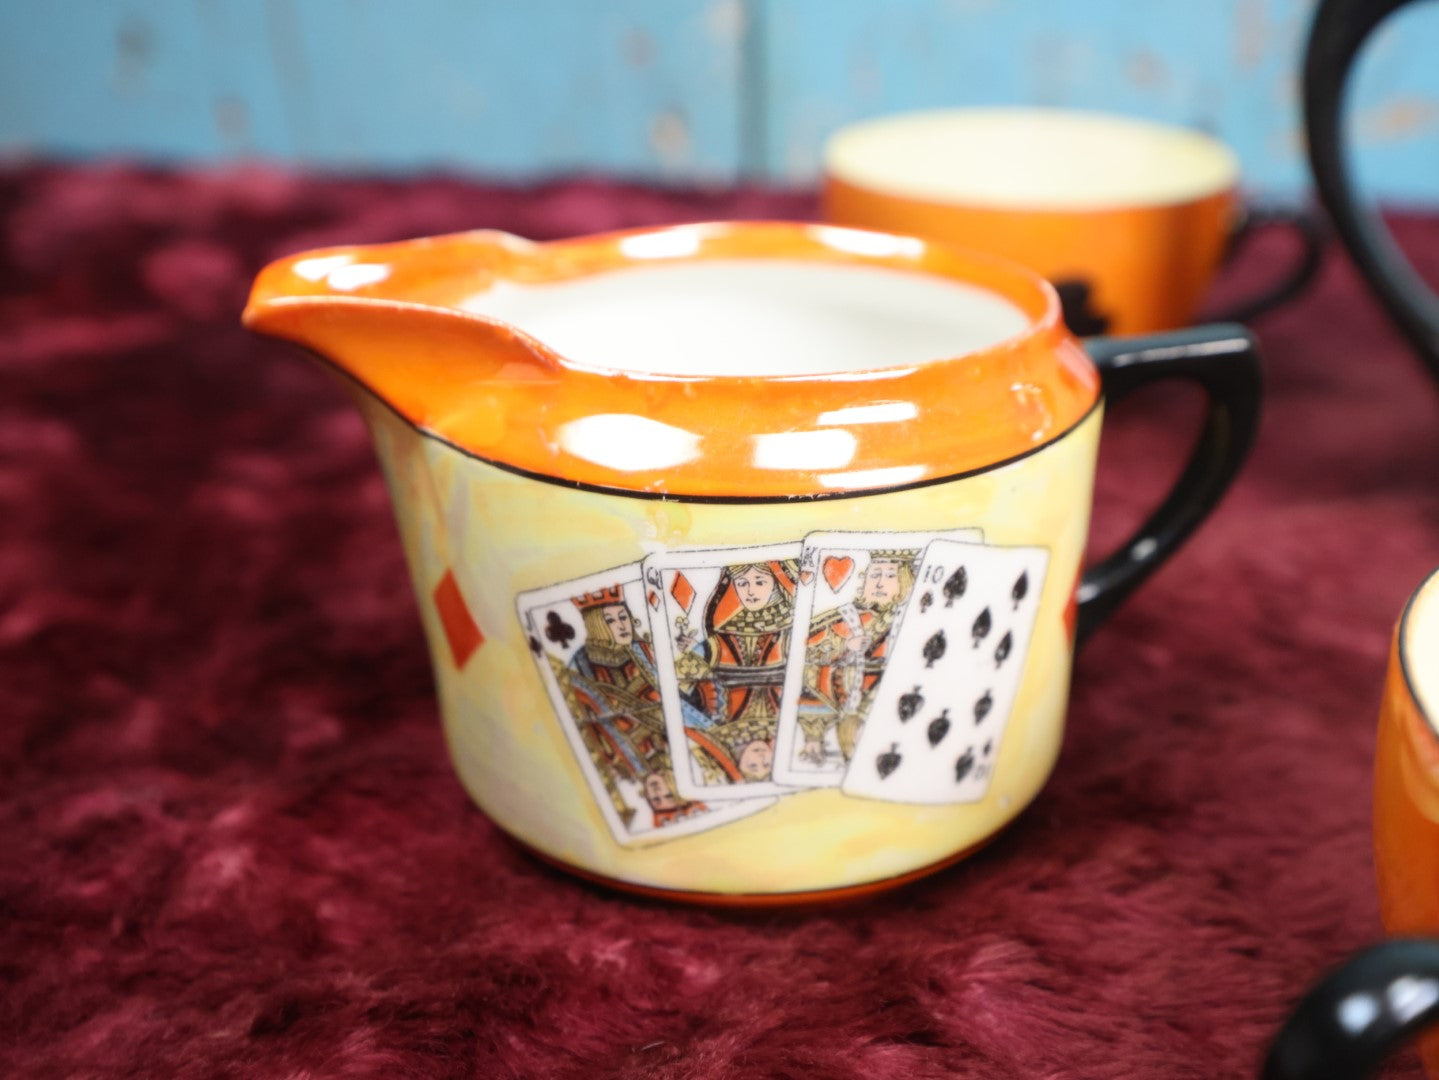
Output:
[{"xmin": 242, "ymin": 231, "xmax": 561, "ymax": 446}]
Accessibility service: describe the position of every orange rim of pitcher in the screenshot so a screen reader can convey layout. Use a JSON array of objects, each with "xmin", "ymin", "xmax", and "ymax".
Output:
[{"xmin": 243, "ymin": 222, "xmax": 1102, "ymax": 499}]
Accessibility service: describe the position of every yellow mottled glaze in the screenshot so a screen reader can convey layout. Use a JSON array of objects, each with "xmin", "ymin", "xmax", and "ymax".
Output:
[{"xmin": 361, "ymin": 392, "xmax": 1100, "ymax": 896}]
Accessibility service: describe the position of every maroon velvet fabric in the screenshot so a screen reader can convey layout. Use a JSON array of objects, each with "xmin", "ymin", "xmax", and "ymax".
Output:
[{"xmin": 3, "ymin": 163, "xmax": 1439, "ymax": 1079}]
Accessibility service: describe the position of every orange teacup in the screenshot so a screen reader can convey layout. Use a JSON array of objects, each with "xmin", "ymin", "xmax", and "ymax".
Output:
[
  {"xmin": 1266, "ymin": 568, "xmax": 1439, "ymax": 1078},
  {"xmin": 824, "ymin": 107, "xmax": 1321, "ymax": 335}
]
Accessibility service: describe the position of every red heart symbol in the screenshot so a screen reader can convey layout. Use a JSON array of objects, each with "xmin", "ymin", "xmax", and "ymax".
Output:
[
  {"xmin": 800, "ymin": 570, "xmax": 814, "ymax": 584},
  {"xmin": 823, "ymin": 556, "xmax": 854, "ymax": 593}
]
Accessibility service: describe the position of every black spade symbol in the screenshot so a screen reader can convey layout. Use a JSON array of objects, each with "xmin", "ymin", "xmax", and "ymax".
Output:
[
  {"xmin": 984, "ymin": 740, "xmax": 993, "ymax": 757},
  {"xmin": 973, "ymin": 690, "xmax": 993, "ymax": 725},
  {"xmin": 527, "ymin": 635, "xmax": 543, "ymax": 655},
  {"xmin": 927, "ymin": 709, "xmax": 951, "ymax": 747},
  {"xmin": 922, "ymin": 629, "xmax": 947, "ymax": 668},
  {"xmin": 919, "ymin": 591, "xmax": 934, "ymax": 614},
  {"xmin": 994, "ymin": 630, "xmax": 1013, "ymax": 668},
  {"xmin": 954, "ymin": 748, "xmax": 976, "ymax": 783},
  {"xmin": 943, "ymin": 565, "xmax": 968, "ymax": 607},
  {"xmin": 1011, "ymin": 570, "xmax": 1029, "ymax": 610},
  {"xmin": 877, "ymin": 743, "xmax": 902, "ymax": 780},
  {"xmin": 897, "ymin": 686, "xmax": 924, "ymax": 723},
  {"xmin": 971, "ymin": 607, "xmax": 992, "ymax": 647},
  {"xmin": 544, "ymin": 610, "xmax": 577, "ymax": 648}
]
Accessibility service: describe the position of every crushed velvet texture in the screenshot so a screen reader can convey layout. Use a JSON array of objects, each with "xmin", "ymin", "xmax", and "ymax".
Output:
[{"xmin": 3, "ymin": 163, "xmax": 1439, "ymax": 1079}]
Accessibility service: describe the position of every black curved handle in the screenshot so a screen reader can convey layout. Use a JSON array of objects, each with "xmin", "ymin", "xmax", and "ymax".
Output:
[
  {"xmin": 1076, "ymin": 324, "xmax": 1263, "ymax": 643},
  {"xmin": 1212, "ymin": 204, "xmax": 1327, "ymax": 324},
  {"xmin": 1265, "ymin": 939, "xmax": 1439, "ymax": 1079},
  {"xmin": 1303, "ymin": 0, "xmax": 1439, "ymax": 383}
]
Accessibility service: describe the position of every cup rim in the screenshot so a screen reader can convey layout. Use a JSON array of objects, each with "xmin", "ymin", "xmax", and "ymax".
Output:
[
  {"xmin": 470, "ymin": 221, "xmax": 1066, "ymax": 381},
  {"xmin": 249, "ymin": 220, "xmax": 1068, "ymax": 381},
  {"xmin": 824, "ymin": 106, "xmax": 1241, "ymax": 213},
  {"xmin": 243, "ymin": 220, "xmax": 1105, "ymax": 498},
  {"xmin": 1400, "ymin": 566, "xmax": 1439, "ymax": 729}
]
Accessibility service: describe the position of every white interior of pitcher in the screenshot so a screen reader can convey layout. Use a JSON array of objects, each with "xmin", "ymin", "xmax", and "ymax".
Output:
[
  {"xmin": 460, "ymin": 257, "xmax": 1031, "ymax": 377},
  {"xmin": 826, "ymin": 107, "xmax": 1240, "ymax": 210}
]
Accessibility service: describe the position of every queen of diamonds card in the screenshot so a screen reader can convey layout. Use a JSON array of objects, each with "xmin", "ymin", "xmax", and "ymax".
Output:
[
  {"xmin": 645, "ymin": 544, "xmax": 803, "ymax": 802},
  {"xmin": 516, "ymin": 563, "xmax": 772, "ymax": 846}
]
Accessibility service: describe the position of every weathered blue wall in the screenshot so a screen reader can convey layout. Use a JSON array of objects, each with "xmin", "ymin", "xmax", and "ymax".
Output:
[{"xmin": 3, "ymin": 0, "xmax": 1438, "ymax": 201}]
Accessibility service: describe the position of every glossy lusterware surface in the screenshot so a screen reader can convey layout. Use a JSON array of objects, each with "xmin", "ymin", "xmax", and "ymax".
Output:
[
  {"xmin": 823, "ymin": 109, "xmax": 1242, "ymax": 335},
  {"xmin": 244, "ymin": 221, "xmax": 1260, "ymax": 900},
  {"xmin": 245, "ymin": 222, "xmax": 1100, "ymax": 499}
]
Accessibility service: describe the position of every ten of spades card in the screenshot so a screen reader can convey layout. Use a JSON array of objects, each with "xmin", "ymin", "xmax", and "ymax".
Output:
[
  {"xmin": 772, "ymin": 527, "xmax": 984, "ymax": 789},
  {"xmin": 644, "ymin": 543, "xmax": 804, "ymax": 802},
  {"xmin": 515, "ymin": 562, "xmax": 773, "ymax": 846},
  {"xmin": 841, "ymin": 538, "xmax": 1050, "ymax": 806}
]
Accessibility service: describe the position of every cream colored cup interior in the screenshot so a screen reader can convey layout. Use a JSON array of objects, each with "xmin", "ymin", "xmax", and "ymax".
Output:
[
  {"xmin": 1403, "ymin": 569, "xmax": 1439, "ymax": 724},
  {"xmin": 825, "ymin": 107, "xmax": 1240, "ymax": 210}
]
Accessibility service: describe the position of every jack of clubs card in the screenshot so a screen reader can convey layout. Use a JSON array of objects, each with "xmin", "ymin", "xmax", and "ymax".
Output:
[{"xmin": 516, "ymin": 563, "xmax": 772, "ymax": 846}]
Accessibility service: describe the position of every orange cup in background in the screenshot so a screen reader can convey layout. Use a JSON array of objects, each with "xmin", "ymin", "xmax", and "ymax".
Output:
[{"xmin": 824, "ymin": 107, "xmax": 1322, "ymax": 335}]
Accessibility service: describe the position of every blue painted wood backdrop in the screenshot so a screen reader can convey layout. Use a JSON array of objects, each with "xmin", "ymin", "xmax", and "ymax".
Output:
[{"xmin": 4, "ymin": 0, "xmax": 1439, "ymax": 201}]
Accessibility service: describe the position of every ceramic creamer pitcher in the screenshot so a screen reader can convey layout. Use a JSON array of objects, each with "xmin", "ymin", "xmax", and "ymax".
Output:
[{"xmin": 243, "ymin": 222, "xmax": 1261, "ymax": 904}]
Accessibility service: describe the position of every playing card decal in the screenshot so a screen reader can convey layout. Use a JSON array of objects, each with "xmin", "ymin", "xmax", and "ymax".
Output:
[
  {"xmin": 842, "ymin": 539, "xmax": 1050, "ymax": 807},
  {"xmin": 518, "ymin": 529, "xmax": 1048, "ymax": 820},
  {"xmin": 927, "ymin": 710, "xmax": 951, "ymax": 747},
  {"xmin": 994, "ymin": 630, "xmax": 1013, "ymax": 669},
  {"xmin": 517, "ymin": 565, "xmax": 773, "ymax": 847},
  {"xmin": 544, "ymin": 610, "xmax": 577, "ymax": 649},
  {"xmin": 877, "ymin": 744, "xmax": 902, "ymax": 780},
  {"xmin": 954, "ymin": 749, "xmax": 975, "ymax": 783},
  {"xmin": 943, "ymin": 566, "xmax": 967, "ymax": 607},
  {"xmin": 922, "ymin": 629, "xmax": 948, "ymax": 668},
  {"xmin": 772, "ymin": 529, "xmax": 981, "ymax": 789},
  {"xmin": 822, "ymin": 556, "xmax": 854, "ymax": 593},
  {"xmin": 974, "ymin": 690, "xmax": 993, "ymax": 725},
  {"xmin": 971, "ymin": 608, "xmax": 992, "ymax": 648},
  {"xmin": 646, "ymin": 544, "xmax": 804, "ymax": 802},
  {"xmin": 670, "ymin": 571, "xmax": 696, "ymax": 614},
  {"xmin": 897, "ymin": 686, "xmax": 924, "ymax": 723}
]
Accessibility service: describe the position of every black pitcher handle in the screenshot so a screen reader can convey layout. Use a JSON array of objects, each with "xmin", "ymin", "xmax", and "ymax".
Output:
[
  {"xmin": 1212, "ymin": 204, "xmax": 1327, "ymax": 325},
  {"xmin": 1076, "ymin": 324, "xmax": 1263, "ymax": 643},
  {"xmin": 1264, "ymin": 939, "xmax": 1439, "ymax": 1078},
  {"xmin": 1304, "ymin": 0, "xmax": 1439, "ymax": 383}
]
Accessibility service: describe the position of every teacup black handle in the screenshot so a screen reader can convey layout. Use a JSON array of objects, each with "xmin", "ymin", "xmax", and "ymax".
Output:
[
  {"xmin": 1304, "ymin": 0, "xmax": 1439, "ymax": 383},
  {"xmin": 1264, "ymin": 940, "xmax": 1439, "ymax": 1078},
  {"xmin": 1212, "ymin": 204, "xmax": 1327, "ymax": 325},
  {"xmin": 1076, "ymin": 324, "xmax": 1263, "ymax": 642}
]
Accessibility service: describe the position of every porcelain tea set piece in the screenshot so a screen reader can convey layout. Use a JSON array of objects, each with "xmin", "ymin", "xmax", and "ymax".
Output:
[
  {"xmin": 1266, "ymin": 569, "xmax": 1439, "ymax": 1078},
  {"xmin": 824, "ymin": 106, "xmax": 1323, "ymax": 336},
  {"xmin": 1305, "ymin": 0, "xmax": 1439, "ymax": 387},
  {"xmin": 245, "ymin": 220, "xmax": 1261, "ymax": 902}
]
